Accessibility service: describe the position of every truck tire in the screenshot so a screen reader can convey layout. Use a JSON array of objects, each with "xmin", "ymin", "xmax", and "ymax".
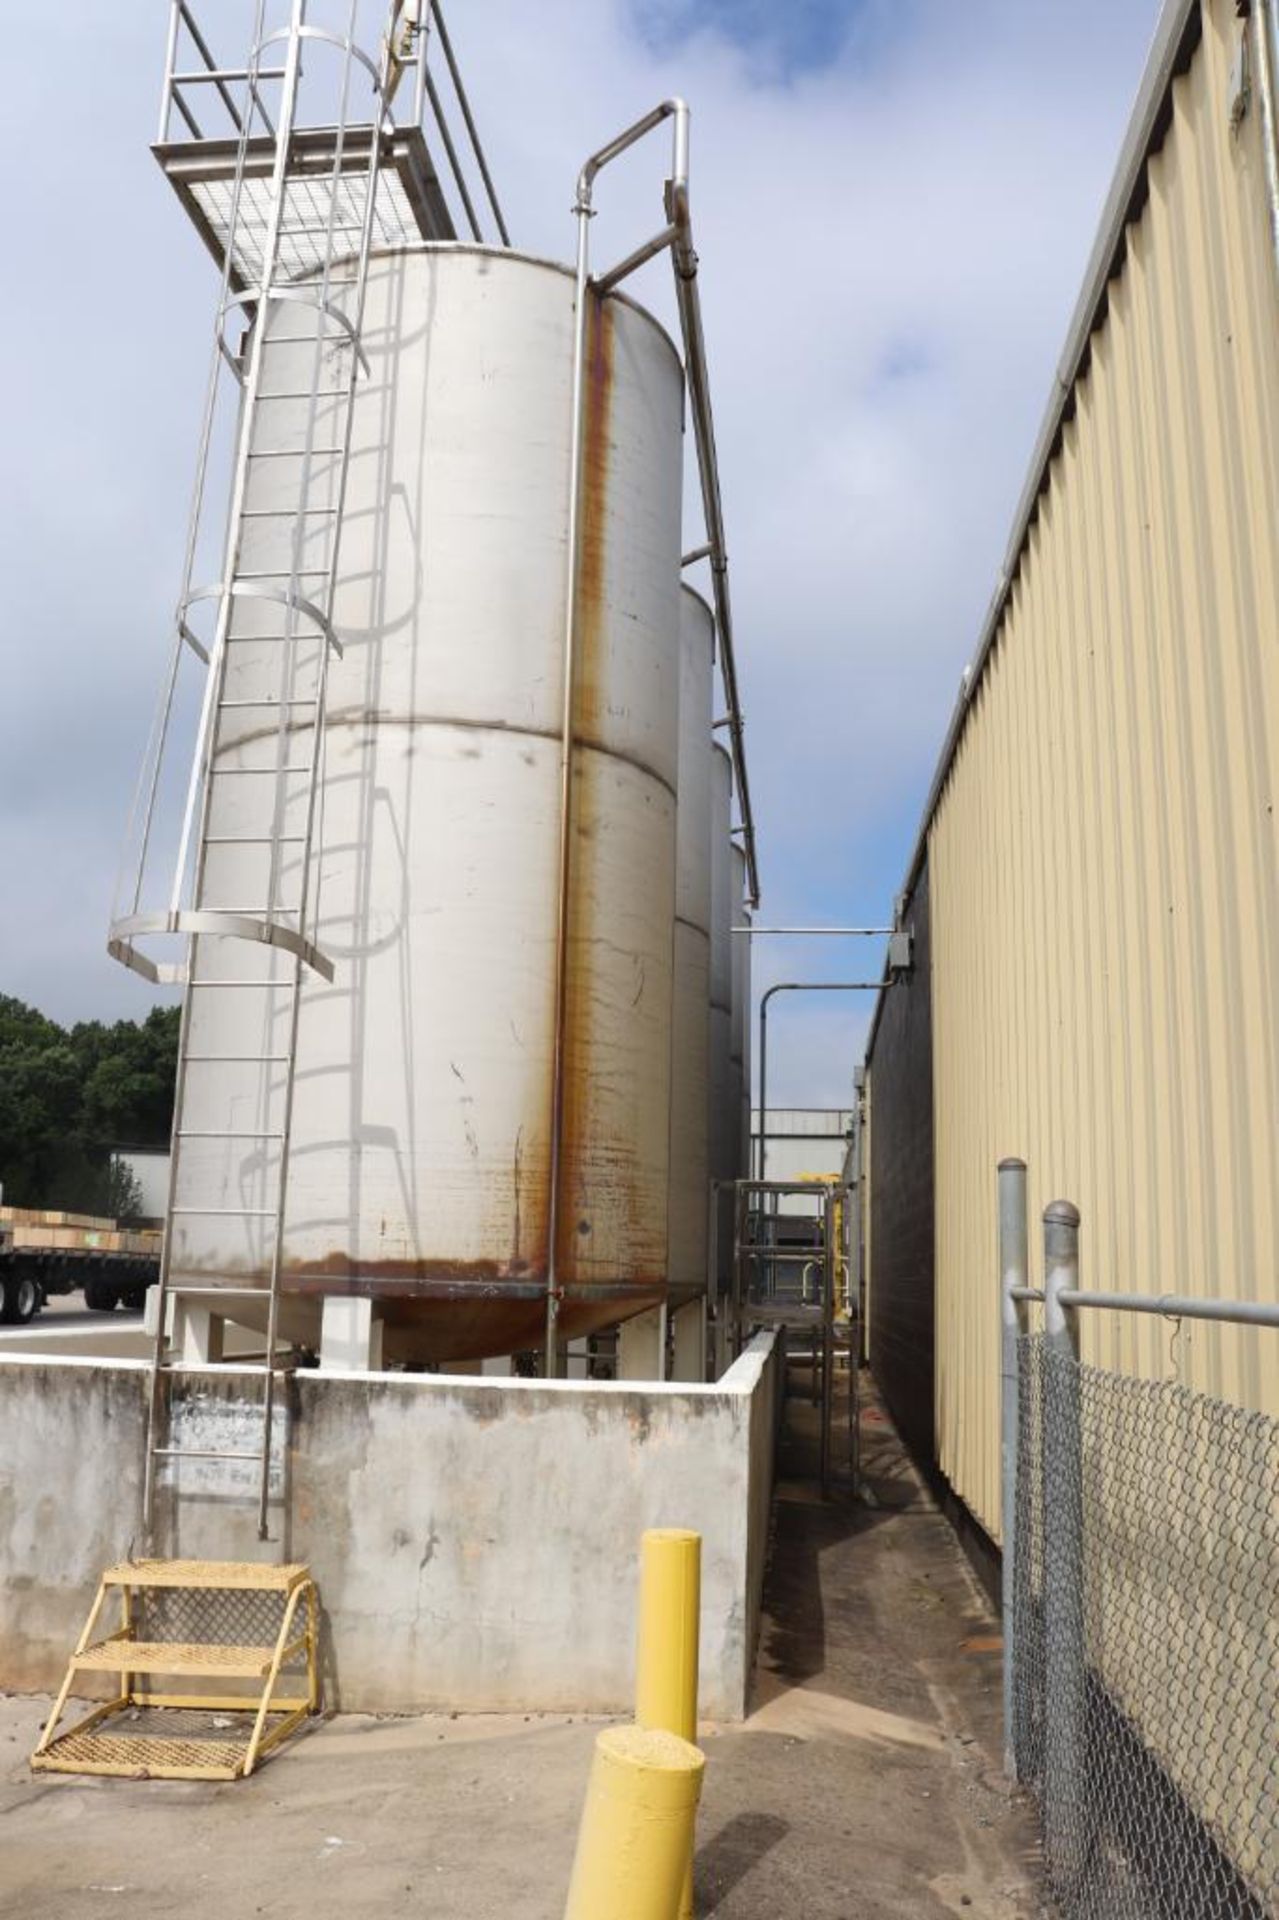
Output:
[
  {"xmin": 2, "ymin": 1274, "xmax": 40, "ymax": 1325},
  {"xmin": 84, "ymin": 1280, "xmax": 120, "ymax": 1313},
  {"xmin": 121, "ymin": 1285, "xmax": 146, "ymax": 1313}
]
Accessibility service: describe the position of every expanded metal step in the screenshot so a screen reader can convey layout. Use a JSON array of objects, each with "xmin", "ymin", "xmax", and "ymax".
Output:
[
  {"xmin": 73, "ymin": 1638, "xmax": 299, "ymax": 1678},
  {"xmin": 34, "ymin": 1725, "xmax": 250, "ymax": 1781},
  {"xmin": 100, "ymin": 1559, "xmax": 309, "ymax": 1591}
]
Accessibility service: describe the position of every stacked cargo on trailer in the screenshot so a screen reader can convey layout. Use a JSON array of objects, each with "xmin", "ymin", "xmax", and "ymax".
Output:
[{"xmin": 0, "ymin": 1208, "xmax": 160, "ymax": 1322}]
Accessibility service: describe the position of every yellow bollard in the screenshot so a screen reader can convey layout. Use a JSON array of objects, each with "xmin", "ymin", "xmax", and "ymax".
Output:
[
  {"xmin": 563, "ymin": 1725, "xmax": 705, "ymax": 1920},
  {"xmin": 634, "ymin": 1528, "xmax": 701, "ymax": 1918}
]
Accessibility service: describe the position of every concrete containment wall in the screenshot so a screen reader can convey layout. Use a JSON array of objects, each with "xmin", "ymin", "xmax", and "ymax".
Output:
[{"xmin": 0, "ymin": 1333, "xmax": 779, "ymax": 1720}]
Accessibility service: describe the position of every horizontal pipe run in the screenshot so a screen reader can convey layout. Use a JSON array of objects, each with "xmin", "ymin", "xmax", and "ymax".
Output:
[
  {"xmin": 1058, "ymin": 1290, "xmax": 1279, "ymax": 1329},
  {"xmin": 734, "ymin": 926, "xmax": 893, "ymax": 936},
  {"xmin": 1009, "ymin": 1286, "xmax": 1044, "ymax": 1303}
]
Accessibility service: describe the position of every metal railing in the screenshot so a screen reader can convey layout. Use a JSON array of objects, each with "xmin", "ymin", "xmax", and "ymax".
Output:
[
  {"xmin": 726, "ymin": 1179, "xmax": 859, "ymax": 1496},
  {"xmin": 998, "ymin": 1163, "xmax": 1278, "ymax": 1918},
  {"xmin": 157, "ymin": 0, "xmax": 508, "ymax": 247}
]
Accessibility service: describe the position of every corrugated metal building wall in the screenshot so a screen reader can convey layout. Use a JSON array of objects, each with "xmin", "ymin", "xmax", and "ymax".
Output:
[
  {"xmin": 865, "ymin": 866, "xmax": 936, "ymax": 1467},
  {"xmin": 866, "ymin": 0, "xmax": 1278, "ymax": 1542}
]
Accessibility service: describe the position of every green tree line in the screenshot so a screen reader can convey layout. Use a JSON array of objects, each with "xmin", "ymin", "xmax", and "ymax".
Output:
[{"xmin": 0, "ymin": 995, "xmax": 179, "ymax": 1218}]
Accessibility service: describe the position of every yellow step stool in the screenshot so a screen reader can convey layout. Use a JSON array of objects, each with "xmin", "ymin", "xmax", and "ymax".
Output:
[{"xmin": 31, "ymin": 1559, "xmax": 320, "ymax": 1781}]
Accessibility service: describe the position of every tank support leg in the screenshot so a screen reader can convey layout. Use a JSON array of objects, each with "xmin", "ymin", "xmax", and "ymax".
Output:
[{"xmin": 318, "ymin": 1297, "xmax": 383, "ymax": 1372}]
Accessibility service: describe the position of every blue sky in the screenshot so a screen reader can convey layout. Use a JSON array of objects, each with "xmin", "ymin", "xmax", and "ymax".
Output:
[
  {"xmin": 634, "ymin": 0, "xmax": 893, "ymax": 78},
  {"xmin": 0, "ymin": 0, "xmax": 1161, "ymax": 1104}
]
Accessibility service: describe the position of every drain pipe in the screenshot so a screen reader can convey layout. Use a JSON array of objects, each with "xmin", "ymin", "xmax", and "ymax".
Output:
[{"xmin": 666, "ymin": 162, "xmax": 760, "ymax": 911}]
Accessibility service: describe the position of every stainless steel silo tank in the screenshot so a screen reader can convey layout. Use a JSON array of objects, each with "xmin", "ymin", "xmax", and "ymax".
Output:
[
  {"xmin": 708, "ymin": 743, "xmax": 735, "ymax": 1290},
  {"xmin": 177, "ymin": 246, "xmax": 684, "ymax": 1360},
  {"xmin": 730, "ymin": 844, "xmax": 751, "ymax": 1182},
  {"xmin": 666, "ymin": 588, "xmax": 714, "ymax": 1300}
]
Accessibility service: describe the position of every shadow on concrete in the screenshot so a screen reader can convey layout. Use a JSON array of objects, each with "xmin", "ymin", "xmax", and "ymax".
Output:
[
  {"xmin": 695, "ymin": 1811, "xmax": 790, "ymax": 1911},
  {"xmin": 757, "ymin": 1365, "xmax": 930, "ymax": 1695}
]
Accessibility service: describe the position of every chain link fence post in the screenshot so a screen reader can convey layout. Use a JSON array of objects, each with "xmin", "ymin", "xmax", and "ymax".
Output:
[
  {"xmin": 1042, "ymin": 1199, "xmax": 1085, "ymax": 1900},
  {"xmin": 999, "ymin": 1156, "xmax": 1028, "ymax": 1779}
]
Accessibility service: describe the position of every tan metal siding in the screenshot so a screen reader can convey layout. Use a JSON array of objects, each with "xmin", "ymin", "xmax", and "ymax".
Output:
[{"xmin": 930, "ymin": 0, "xmax": 1279, "ymax": 1540}]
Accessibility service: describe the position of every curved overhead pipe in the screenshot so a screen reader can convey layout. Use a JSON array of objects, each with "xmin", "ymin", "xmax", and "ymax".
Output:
[{"xmin": 757, "ymin": 983, "xmax": 881, "ymax": 1181}]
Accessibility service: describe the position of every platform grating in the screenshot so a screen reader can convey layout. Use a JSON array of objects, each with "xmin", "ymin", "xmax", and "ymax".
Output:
[
  {"xmin": 102, "ymin": 1559, "xmax": 308, "ymax": 1591},
  {"xmin": 75, "ymin": 1639, "xmax": 282, "ymax": 1676},
  {"xmin": 38, "ymin": 1724, "xmax": 250, "ymax": 1779}
]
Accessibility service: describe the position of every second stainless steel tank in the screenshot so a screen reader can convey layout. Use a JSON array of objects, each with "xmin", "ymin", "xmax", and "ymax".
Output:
[{"xmin": 667, "ymin": 588, "xmax": 714, "ymax": 1299}]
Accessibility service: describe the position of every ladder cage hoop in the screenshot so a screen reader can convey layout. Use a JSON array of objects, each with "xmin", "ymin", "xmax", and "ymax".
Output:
[{"xmin": 128, "ymin": 0, "xmax": 510, "ymax": 1549}]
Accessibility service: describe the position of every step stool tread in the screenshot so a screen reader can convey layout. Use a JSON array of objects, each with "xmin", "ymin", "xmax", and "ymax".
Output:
[
  {"xmin": 74, "ymin": 1639, "xmax": 285, "ymax": 1677},
  {"xmin": 32, "ymin": 1727, "xmax": 248, "ymax": 1780},
  {"xmin": 101, "ymin": 1559, "xmax": 309, "ymax": 1592}
]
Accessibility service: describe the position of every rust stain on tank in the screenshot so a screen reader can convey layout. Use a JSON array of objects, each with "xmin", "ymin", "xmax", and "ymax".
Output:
[
  {"xmin": 285, "ymin": 1252, "xmax": 544, "ymax": 1287},
  {"xmin": 552, "ymin": 300, "xmax": 667, "ymax": 1301},
  {"xmin": 557, "ymin": 290, "xmax": 618, "ymax": 1290},
  {"xmin": 574, "ymin": 290, "xmax": 613, "ymax": 744}
]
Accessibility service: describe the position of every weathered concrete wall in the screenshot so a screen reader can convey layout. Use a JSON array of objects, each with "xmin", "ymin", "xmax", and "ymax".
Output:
[
  {"xmin": 744, "ymin": 1329, "xmax": 783, "ymax": 1678},
  {"xmin": 0, "ymin": 1333, "xmax": 778, "ymax": 1720}
]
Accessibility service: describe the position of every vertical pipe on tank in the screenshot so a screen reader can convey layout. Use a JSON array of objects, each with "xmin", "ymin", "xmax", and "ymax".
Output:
[
  {"xmin": 731, "ymin": 844, "xmax": 751, "ymax": 1187},
  {"xmin": 666, "ymin": 589, "xmax": 714, "ymax": 1379},
  {"xmin": 708, "ymin": 746, "xmax": 735, "ymax": 1310},
  {"xmin": 544, "ymin": 182, "xmax": 596, "ymax": 1372}
]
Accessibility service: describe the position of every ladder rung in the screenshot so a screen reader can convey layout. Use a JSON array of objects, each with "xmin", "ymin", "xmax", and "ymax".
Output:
[
  {"xmin": 202, "ymin": 833, "xmax": 308, "ymax": 845},
  {"xmin": 175, "ymin": 1129, "xmax": 285, "ymax": 1141},
  {"xmin": 234, "ymin": 569, "xmax": 328, "ymax": 581},
  {"xmin": 247, "ymin": 446, "xmax": 345, "ymax": 458},
  {"xmin": 169, "ymin": 1206, "xmax": 280, "ymax": 1218},
  {"xmin": 276, "ymin": 224, "xmax": 369, "ymax": 237},
  {"xmin": 150, "ymin": 1447, "xmax": 265, "ymax": 1462},
  {"xmin": 210, "ymin": 764, "xmax": 314, "ymax": 774},
  {"xmin": 218, "ymin": 699, "xmax": 317, "ymax": 710},
  {"xmin": 255, "ymin": 393, "xmax": 349, "ymax": 403},
  {"xmin": 169, "ymin": 1286, "xmax": 272, "ymax": 1299},
  {"xmin": 187, "ymin": 982, "xmax": 294, "ymax": 990},
  {"xmin": 184, "ymin": 1053, "xmax": 291, "ymax": 1062},
  {"xmin": 236, "ymin": 508, "xmax": 336, "ymax": 521}
]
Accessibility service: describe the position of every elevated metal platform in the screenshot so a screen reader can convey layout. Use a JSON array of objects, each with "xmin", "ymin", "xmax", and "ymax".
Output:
[{"xmin": 155, "ymin": 123, "xmax": 454, "ymax": 288}]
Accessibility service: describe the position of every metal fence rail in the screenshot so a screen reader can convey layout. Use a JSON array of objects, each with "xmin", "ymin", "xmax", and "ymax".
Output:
[{"xmin": 999, "ymin": 1166, "xmax": 1279, "ymax": 1918}]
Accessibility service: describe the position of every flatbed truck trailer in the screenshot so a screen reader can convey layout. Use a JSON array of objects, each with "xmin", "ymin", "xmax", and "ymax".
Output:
[{"xmin": 0, "ymin": 1211, "xmax": 161, "ymax": 1324}]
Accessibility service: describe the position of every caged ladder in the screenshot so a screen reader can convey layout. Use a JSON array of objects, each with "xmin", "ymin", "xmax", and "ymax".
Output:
[{"xmin": 109, "ymin": 2, "xmax": 461, "ymax": 1544}]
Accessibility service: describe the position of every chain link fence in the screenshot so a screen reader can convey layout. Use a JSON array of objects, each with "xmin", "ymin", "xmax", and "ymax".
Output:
[{"xmin": 1012, "ymin": 1332, "xmax": 1279, "ymax": 1918}]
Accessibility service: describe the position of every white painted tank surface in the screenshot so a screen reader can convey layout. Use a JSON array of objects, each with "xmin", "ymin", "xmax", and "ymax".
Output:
[
  {"xmin": 730, "ymin": 844, "xmax": 751, "ymax": 1183},
  {"xmin": 707, "ymin": 744, "xmax": 735, "ymax": 1290},
  {"xmin": 666, "ymin": 588, "xmax": 714, "ymax": 1302},
  {"xmin": 174, "ymin": 247, "xmax": 684, "ymax": 1360}
]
